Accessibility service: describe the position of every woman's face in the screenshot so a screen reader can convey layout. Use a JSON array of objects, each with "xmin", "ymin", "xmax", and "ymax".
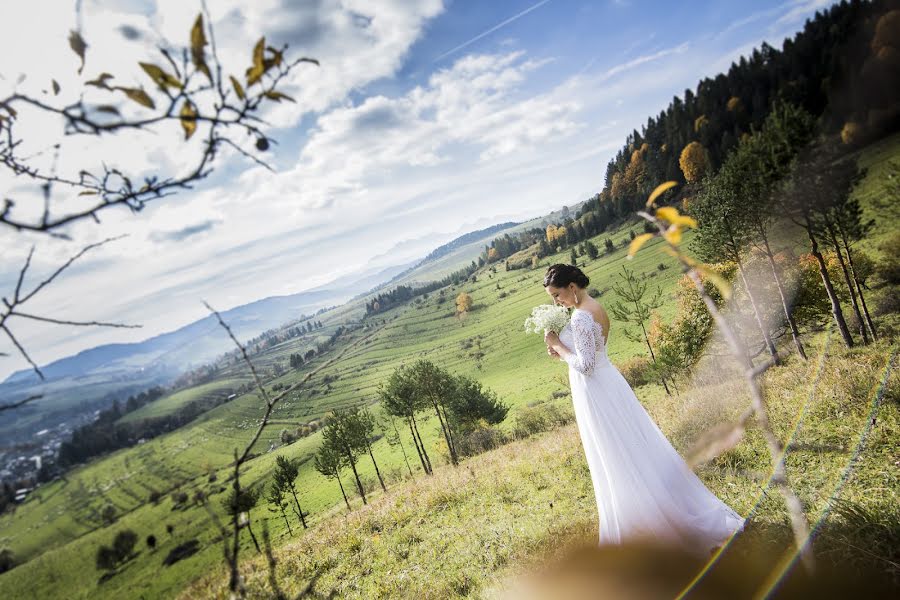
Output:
[{"xmin": 545, "ymin": 283, "xmax": 577, "ymax": 308}]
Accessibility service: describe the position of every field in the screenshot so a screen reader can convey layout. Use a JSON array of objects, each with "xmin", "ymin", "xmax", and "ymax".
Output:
[{"xmin": 0, "ymin": 133, "xmax": 897, "ymax": 599}]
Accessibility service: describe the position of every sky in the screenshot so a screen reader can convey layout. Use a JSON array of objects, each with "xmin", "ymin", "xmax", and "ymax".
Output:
[{"xmin": 0, "ymin": 0, "xmax": 836, "ymax": 379}]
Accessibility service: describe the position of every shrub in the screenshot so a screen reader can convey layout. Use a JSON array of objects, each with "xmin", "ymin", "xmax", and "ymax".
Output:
[
  {"xmin": 96, "ymin": 545, "xmax": 118, "ymax": 571},
  {"xmin": 162, "ymin": 540, "xmax": 201, "ymax": 567},
  {"xmin": 170, "ymin": 491, "xmax": 189, "ymax": 507},
  {"xmin": 0, "ymin": 548, "xmax": 14, "ymax": 574},
  {"xmin": 100, "ymin": 504, "xmax": 117, "ymax": 526},
  {"xmin": 618, "ymin": 356, "xmax": 652, "ymax": 388},
  {"xmin": 513, "ymin": 402, "xmax": 574, "ymax": 439},
  {"xmin": 456, "ymin": 422, "xmax": 507, "ymax": 458},
  {"xmin": 112, "ymin": 530, "xmax": 138, "ymax": 561}
]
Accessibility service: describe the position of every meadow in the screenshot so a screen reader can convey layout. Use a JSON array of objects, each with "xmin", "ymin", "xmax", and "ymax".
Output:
[{"xmin": 0, "ymin": 133, "xmax": 897, "ymax": 599}]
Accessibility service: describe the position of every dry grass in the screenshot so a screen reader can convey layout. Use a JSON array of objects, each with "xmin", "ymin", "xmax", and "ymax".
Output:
[{"xmin": 181, "ymin": 338, "xmax": 899, "ymax": 598}]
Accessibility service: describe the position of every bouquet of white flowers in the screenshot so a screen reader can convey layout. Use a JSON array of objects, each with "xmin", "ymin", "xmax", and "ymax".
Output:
[{"xmin": 524, "ymin": 304, "xmax": 571, "ymax": 335}]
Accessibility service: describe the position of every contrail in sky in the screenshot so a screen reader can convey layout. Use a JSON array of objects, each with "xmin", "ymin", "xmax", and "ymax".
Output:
[{"xmin": 433, "ymin": 0, "xmax": 553, "ymax": 63}]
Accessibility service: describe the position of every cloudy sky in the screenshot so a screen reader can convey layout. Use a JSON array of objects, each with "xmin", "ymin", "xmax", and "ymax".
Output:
[{"xmin": 0, "ymin": 0, "xmax": 835, "ymax": 379}]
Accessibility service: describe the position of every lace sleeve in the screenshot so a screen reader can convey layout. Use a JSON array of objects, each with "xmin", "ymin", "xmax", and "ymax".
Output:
[{"xmin": 564, "ymin": 310, "xmax": 596, "ymax": 376}]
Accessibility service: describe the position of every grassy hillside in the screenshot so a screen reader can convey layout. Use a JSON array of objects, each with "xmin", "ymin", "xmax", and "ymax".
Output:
[
  {"xmin": 0, "ymin": 213, "xmax": 679, "ymax": 599},
  {"xmin": 1, "ymin": 134, "xmax": 897, "ymax": 599},
  {"xmin": 183, "ymin": 339, "xmax": 899, "ymax": 599}
]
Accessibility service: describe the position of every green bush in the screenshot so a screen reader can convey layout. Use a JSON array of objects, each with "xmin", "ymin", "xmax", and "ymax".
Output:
[{"xmin": 513, "ymin": 402, "xmax": 574, "ymax": 439}]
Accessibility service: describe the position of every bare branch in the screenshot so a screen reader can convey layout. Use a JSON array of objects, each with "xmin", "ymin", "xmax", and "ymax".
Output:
[
  {"xmin": 8, "ymin": 311, "xmax": 141, "ymax": 329},
  {"xmin": 637, "ymin": 207, "xmax": 814, "ymax": 572},
  {"xmin": 1, "ymin": 325, "xmax": 44, "ymax": 380},
  {"xmin": 20, "ymin": 235, "xmax": 127, "ymax": 304},
  {"xmin": 1, "ymin": 236, "xmax": 137, "ymax": 381},
  {"xmin": 206, "ymin": 304, "xmax": 384, "ymax": 596},
  {"xmin": 0, "ymin": 393, "xmax": 43, "ymax": 412},
  {"xmin": 0, "ymin": 21, "xmax": 318, "ymax": 237},
  {"xmin": 13, "ymin": 245, "xmax": 35, "ymax": 302}
]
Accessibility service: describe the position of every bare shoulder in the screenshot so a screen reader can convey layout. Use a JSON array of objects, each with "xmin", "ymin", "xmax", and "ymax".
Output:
[{"xmin": 581, "ymin": 302, "xmax": 611, "ymax": 337}]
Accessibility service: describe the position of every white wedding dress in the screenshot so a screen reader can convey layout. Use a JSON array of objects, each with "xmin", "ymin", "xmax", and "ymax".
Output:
[{"xmin": 558, "ymin": 308, "xmax": 744, "ymax": 553}]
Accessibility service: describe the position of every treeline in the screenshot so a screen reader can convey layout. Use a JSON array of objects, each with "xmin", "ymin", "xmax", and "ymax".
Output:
[
  {"xmin": 413, "ymin": 0, "xmax": 900, "ymax": 278},
  {"xmin": 422, "ymin": 221, "xmax": 519, "ymax": 263},
  {"xmin": 56, "ymin": 387, "xmax": 234, "ymax": 467},
  {"xmin": 595, "ymin": 0, "xmax": 898, "ymax": 222},
  {"xmin": 365, "ymin": 261, "xmax": 480, "ymax": 315}
]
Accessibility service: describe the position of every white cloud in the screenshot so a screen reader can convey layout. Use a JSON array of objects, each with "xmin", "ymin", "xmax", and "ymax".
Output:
[{"xmin": 0, "ymin": 0, "xmax": 844, "ymax": 378}]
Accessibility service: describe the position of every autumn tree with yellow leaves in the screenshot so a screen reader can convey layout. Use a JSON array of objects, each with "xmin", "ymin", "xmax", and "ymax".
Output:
[
  {"xmin": 456, "ymin": 292, "xmax": 473, "ymax": 314},
  {"xmin": 679, "ymin": 141, "xmax": 710, "ymax": 183}
]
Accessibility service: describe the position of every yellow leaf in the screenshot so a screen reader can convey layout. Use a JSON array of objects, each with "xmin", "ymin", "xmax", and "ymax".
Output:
[
  {"xmin": 627, "ymin": 233, "xmax": 654, "ymax": 258},
  {"xmin": 78, "ymin": 190, "xmax": 98, "ymax": 196},
  {"xmin": 263, "ymin": 90, "xmax": 295, "ymax": 103},
  {"xmin": 86, "ymin": 73, "xmax": 114, "ymax": 89},
  {"xmin": 655, "ymin": 206, "xmax": 680, "ymax": 223},
  {"xmin": 267, "ymin": 46, "xmax": 283, "ymax": 67},
  {"xmin": 95, "ymin": 104, "xmax": 120, "ymax": 115},
  {"xmin": 118, "ymin": 87, "xmax": 155, "ymax": 109},
  {"xmin": 696, "ymin": 264, "xmax": 732, "ymax": 300},
  {"xmin": 646, "ymin": 180, "xmax": 677, "ymax": 207},
  {"xmin": 51, "ymin": 79, "xmax": 60, "ymax": 95},
  {"xmin": 180, "ymin": 99, "xmax": 198, "ymax": 140},
  {"xmin": 230, "ymin": 76, "xmax": 246, "ymax": 101},
  {"xmin": 68, "ymin": 30, "xmax": 87, "ymax": 74},
  {"xmin": 190, "ymin": 14, "xmax": 212, "ymax": 81},
  {"xmin": 246, "ymin": 37, "xmax": 266, "ymax": 86},
  {"xmin": 139, "ymin": 62, "xmax": 182, "ymax": 89},
  {"xmin": 663, "ymin": 225, "xmax": 683, "ymax": 245},
  {"xmin": 671, "ymin": 214, "xmax": 698, "ymax": 228}
]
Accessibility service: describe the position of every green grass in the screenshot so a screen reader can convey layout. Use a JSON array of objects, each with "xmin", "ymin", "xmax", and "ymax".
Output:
[
  {"xmin": 183, "ymin": 339, "xmax": 899, "ymax": 599},
  {"xmin": 118, "ymin": 379, "xmax": 244, "ymax": 423},
  {"xmin": 1, "ymin": 133, "xmax": 897, "ymax": 599},
  {"xmin": 0, "ymin": 215, "xmax": 682, "ymax": 599}
]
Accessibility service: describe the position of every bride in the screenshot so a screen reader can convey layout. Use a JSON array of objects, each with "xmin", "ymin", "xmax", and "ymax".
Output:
[{"xmin": 541, "ymin": 263, "xmax": 744, "ymax": 554}]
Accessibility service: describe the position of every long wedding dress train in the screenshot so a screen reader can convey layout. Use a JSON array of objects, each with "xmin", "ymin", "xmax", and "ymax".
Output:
[{"xmin": 558, "ymin": 308, "xmax": 744, "ymax": 554}]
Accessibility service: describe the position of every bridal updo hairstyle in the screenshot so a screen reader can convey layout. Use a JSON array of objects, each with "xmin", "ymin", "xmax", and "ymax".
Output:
[{"xmin": 543, "ymin": 263, "xmax": 589, "ymax": 289}]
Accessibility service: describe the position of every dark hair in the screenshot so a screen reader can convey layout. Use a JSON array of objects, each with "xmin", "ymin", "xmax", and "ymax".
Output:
[{"xmin": 543, "ymin": 263, "xmax": 589, "ymax": 289}]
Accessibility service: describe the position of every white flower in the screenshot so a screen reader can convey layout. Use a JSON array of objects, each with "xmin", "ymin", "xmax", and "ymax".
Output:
[{"xmin": 523, "ymin": 304, "xmax": 571, "ymax": 335}]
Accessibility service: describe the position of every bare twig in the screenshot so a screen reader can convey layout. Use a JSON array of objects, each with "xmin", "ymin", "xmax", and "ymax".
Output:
[
  {"xmin": 0, "ymin": 236, "xmax": 139, "ymax": 382},
  {"xmin": 0, "ymin": 18, "xmax": 319, "ymax": 236},
  {"xmin": 636, "ymin": 204, "xmax": 814, "ymax": 572},
  {"xmin": 0, "ymin": 393, "xmax": 43, "ymax": 413},
  {"xmin": 206, "ymin": 303, "xmax": 384, "ymax": 597}
]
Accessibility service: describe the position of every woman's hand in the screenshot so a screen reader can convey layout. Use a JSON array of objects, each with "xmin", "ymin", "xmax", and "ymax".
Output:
[
  {"xmin": 547, "ymin": 345, "xmax": 561, "ymax": 360},
  {"xmin": 544, "ymin": 330, "xmax": 561, "ymax": 352}
]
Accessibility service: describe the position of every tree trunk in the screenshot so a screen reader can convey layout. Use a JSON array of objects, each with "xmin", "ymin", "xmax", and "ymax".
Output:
[
  {"xmin": 407, "ymin": 417, "xmax": 429, "ymax": 474},
  {"xmin": 289, "ymin": 486, "xmax": 307, "ymax": 529},
  {"xmin": 761, "ymin": 236, "xmax": 807, "ymax": 360},
  {"xmin": 367, "ymin": 441, "xmax": 387, "ymax": 492},
  {"xmin": 724, "ymin": 216, "xmax": 777, "ymax": 363},
  {"xmin": 336, "ymin": 473, "xmax": 350, "ymax": 510},
  {"xmin": 639, "ymin": 322, "xmax": 671, "ymax": 395},
  {"xmin": 245, "ymin": 519, "xmax": 261, "ymax": 553},
  {"xmin": 431, "ymin": 396, "xmax": 458, "ymax": 466},
  {"xmin": 393, "ymin": 416, "xmax": 414, "ymax": 477},
  {"xmin": 346, "ymin": 451, "xmax": 367, "ymax": 505},
  {"xmin": 839, "ymin": 228, "xmax": 878, "ymax": 341},
  {"xmin": 438, "ymin": 400, "xmax": 459, "ymax": 463},
  {"xmin": 825, "ymin": 219, "xmax": 868, "ymax": 344},
  {"xmin": 281, "ymin": 507, "xmax": 293, "ymax": 536},
  {"xmin": 806, "ymin": 220, "xmax": 854, "ymax": 347},
  {"xmin": 411, "ymin": 416, "xmax": 432, "ymax": 474},
  {"xmin": 736, "ymin": 257, "xmax": 779, "ymax": 363}
]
